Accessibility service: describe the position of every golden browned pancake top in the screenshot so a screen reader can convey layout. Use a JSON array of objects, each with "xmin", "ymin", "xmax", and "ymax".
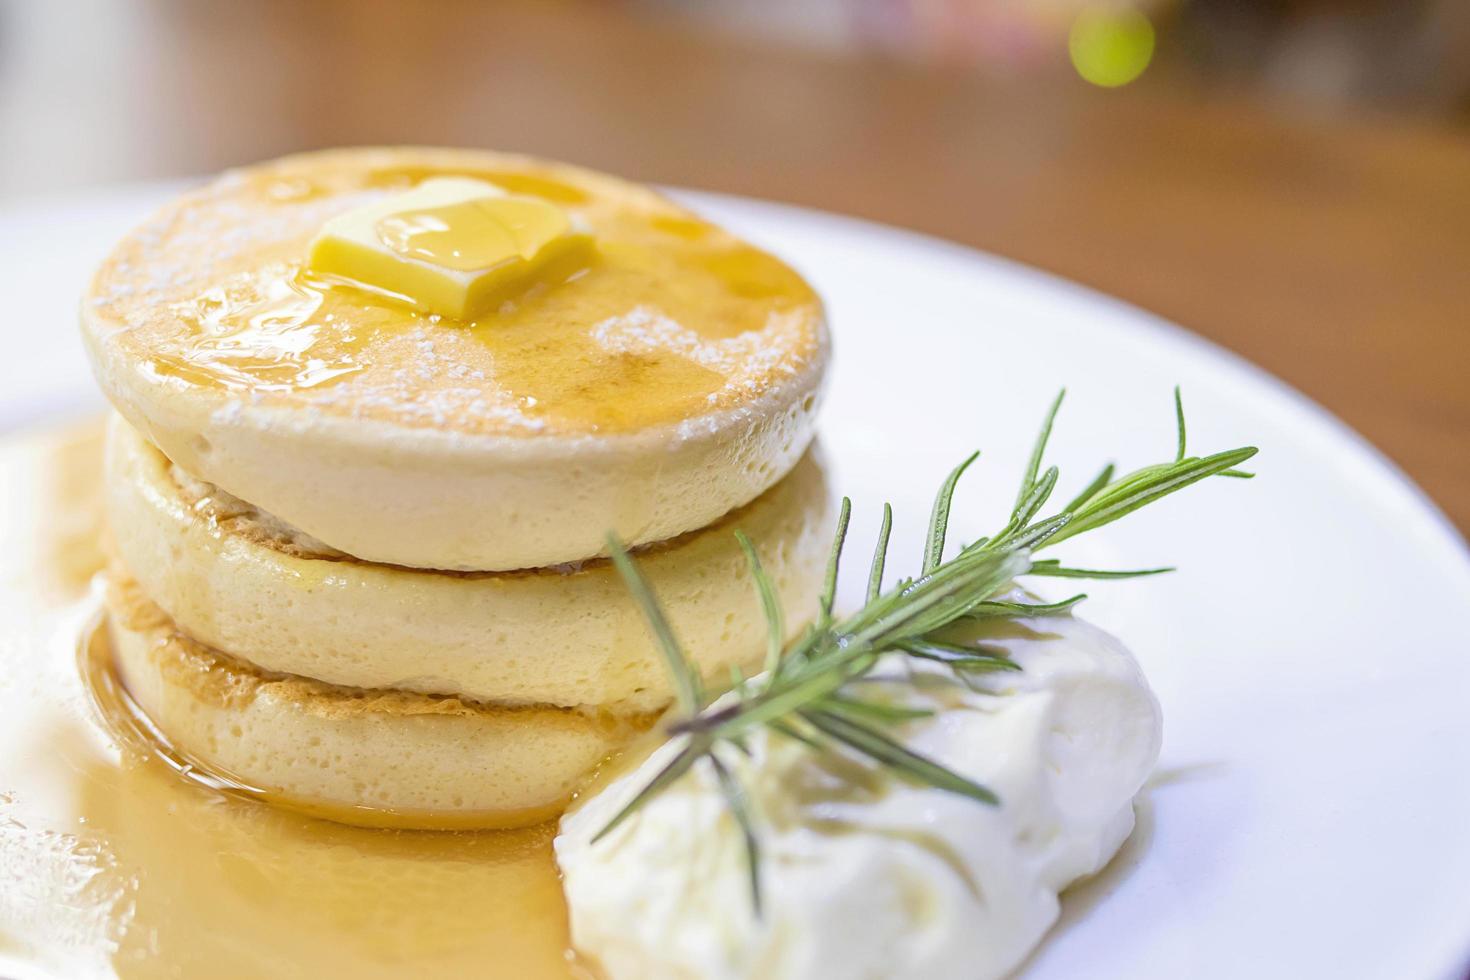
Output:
[{"xmin": 86, "ymin": 147, "xmax": 825, "ymax": 438}]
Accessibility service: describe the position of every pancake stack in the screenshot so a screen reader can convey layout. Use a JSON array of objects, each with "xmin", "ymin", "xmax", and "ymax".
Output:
[{"xmin": 82, "ymin": 148, "xmax": 830, "ymax": 829}]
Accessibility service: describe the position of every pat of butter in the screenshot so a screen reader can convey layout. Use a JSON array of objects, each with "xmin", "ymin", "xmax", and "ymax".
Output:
[{"xmin": 307, "ymin": 177, "xmax": 590, "ymax": 319}]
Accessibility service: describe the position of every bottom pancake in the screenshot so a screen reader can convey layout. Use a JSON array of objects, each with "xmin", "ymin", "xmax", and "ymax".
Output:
[{"xmin": 104, "ymin": 571, "xmax": 653, "ymax": 830}]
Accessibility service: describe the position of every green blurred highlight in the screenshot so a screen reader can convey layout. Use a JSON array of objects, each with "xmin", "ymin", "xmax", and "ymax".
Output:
[{"xmin": 1069, "ymin": 6, "xmax": 1156, "ymax": 88}]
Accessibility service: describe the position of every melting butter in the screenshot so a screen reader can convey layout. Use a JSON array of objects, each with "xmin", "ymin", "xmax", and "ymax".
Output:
[
  {"xmin": 376, "ymin": 196, "xmax": 574, "ymax": 271},
  {"xmin": 309, "ymin": 177, "xmax": 590, "ymax": 319}
]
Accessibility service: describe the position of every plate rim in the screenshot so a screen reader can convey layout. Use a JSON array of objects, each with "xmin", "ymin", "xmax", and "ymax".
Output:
[{"xmin": 677, "ymin": 186, "xmax": 1470, "ymax": 573}]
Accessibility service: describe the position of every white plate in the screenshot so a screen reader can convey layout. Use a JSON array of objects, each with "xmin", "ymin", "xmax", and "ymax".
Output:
[{"xmin": 3, "ymin": 183, "xmax": 1468, "ymax": 980}]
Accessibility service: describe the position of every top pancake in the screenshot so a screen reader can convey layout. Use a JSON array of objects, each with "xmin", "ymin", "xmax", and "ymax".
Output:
[{"xmin": 82, "ymin": 148, "xmax": 829, "ymax": 570}]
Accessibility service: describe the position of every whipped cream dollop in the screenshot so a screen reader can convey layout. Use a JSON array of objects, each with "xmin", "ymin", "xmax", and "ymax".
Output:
[{"xmin": 555, "ymin": 608, "xmax": 1162, "ymax": 980}]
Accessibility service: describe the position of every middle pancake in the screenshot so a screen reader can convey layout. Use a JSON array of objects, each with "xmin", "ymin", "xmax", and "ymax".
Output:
[{"xmin": 105, "ymin": 415, "xmax": 831, "ymax": 713}]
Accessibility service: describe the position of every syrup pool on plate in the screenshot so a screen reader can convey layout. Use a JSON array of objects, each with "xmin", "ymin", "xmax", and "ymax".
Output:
[{"xmin": 0, "ymin": 423, "xmax": 578, "ymax": 980}]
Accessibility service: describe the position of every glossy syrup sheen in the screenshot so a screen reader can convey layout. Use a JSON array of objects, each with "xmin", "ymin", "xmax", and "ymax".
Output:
[
  {"xmin": 90, "ymin": 154, "xmax": 823, "ymax": 437},
  {"xmin": 0, "ymin": 423, "xmax": 578, "ymax": 979}
]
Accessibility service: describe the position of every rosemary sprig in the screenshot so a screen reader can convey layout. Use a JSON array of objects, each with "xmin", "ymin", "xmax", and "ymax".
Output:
[{"xmin": 595, "ymin": 389, "xmax": 1257, "ymax": 912}]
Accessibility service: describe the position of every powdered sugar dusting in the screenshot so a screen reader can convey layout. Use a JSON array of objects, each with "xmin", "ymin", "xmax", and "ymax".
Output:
[{"xmin": 592, "ymin": 305, "xmax": 813, "ymax": 416}]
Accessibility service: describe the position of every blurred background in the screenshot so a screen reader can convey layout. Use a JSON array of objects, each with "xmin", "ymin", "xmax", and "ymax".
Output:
[{"xmin": 0, "ymin": 0, "xmax": 1467, "ymax": 529}]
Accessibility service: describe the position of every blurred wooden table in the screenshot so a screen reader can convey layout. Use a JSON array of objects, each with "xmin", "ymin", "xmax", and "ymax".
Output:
[{"xmin": 3, "ymin": 0, "xmax": 1468, "ymax": 532}]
